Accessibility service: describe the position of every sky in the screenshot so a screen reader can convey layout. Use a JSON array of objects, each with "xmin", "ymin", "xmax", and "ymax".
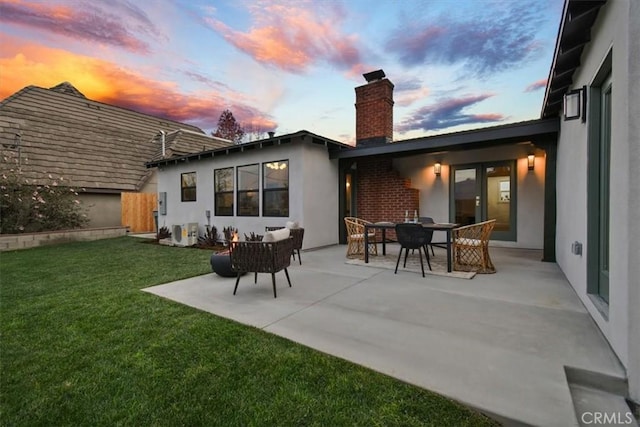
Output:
[{"xmin": 0, "ymin": 0, "xmax": 564, "ymax": 145}]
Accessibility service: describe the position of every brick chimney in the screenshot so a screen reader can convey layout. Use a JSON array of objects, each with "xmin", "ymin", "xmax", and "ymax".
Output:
[{"xmin": 355, "ymin": 69, "xmax": 394, "ymax": 147}]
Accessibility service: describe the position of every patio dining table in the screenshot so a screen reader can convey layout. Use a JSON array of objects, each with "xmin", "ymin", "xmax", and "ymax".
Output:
[{"xmin": 364, "ymin": 221, "xmax": 459, "ymax": 272}]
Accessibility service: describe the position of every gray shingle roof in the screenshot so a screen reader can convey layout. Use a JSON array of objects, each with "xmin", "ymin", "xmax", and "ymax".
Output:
[{"xmin": 0, "ymin": 83, "xmax": 233, "ymax": 192}]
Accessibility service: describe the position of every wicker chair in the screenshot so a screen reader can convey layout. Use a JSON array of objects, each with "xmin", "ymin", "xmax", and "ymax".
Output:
[
  {"xmin": 344, "ymin": 217, "xmax": 377, "ymax": 259},
  {"xmin": 230, "ymin": 236, "xmax": 294, "ymax": 298},
  {"xmin": 452, "ymin": 219, "xmax": 496, "ymax": 274},
  {"xmin": 265, "ymin": 226, "xmax": 305, "ymax": 265}
]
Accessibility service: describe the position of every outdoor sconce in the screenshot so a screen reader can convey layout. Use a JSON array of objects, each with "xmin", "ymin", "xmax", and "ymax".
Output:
[
  {"xmin": 563, "ymin": 86, "xmax": 587, "ymax": 122},
  {"xmin": 434, "ymin": 162, "xmax": 442, "ymax": 177},
  {"xmin": 527, "ymin": 154, "xmax": 535, "ymax": 171}
]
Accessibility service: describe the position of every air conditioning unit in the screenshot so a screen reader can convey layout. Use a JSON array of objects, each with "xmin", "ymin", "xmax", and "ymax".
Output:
[{"xmin": 172, "ymin": 223, "xmax": 198, "ymax": 246}]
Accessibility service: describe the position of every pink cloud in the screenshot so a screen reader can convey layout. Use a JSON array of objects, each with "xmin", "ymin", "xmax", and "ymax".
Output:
[
  {"xmin": 0, "ymin": 37, "xmax": 276, "ymax": 133},
  {"xmin": 472, "ymin": 113, "xmax": 505, "ymax": 121},
  {"xmin": 205, "ymin": 3, "xmax": 364, "ymax": 74},
  {"xmin": 0, "ymin": 0, "xmax": 155, "ymax": 53},
  {"xmin": 524, "ymin": 78, "xmax": 547, "ymax": 92},
  {"xmin": 397, "ymin": 93, "xmax": 505, "ymax": 132}
]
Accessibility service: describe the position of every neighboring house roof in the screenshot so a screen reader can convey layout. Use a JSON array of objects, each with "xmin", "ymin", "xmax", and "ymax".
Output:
[
  {"xmin": 151, "ymin": 128, "xmax": 233, "ymax": 161},
  {"xmin": 146, "ymin": 130, "xmax": 350, "ymax": 168},
  {"xmin": 0, "ymin": 83, "xmax": 232, "ymax": 192},
  {"xmin": 331, "ymin": 118, "xmax": 559, "ymax": 159},
  {"xmin": 541, "ymin": 0, "xmax": 607, "ymax": 118}
]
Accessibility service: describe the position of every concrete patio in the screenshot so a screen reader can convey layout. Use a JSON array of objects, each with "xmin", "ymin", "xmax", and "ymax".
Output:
[{"xmin": 143, "ymin": 244, "xmax": 630, "ymax": 426}]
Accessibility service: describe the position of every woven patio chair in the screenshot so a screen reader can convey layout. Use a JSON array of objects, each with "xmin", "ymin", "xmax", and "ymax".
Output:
[
  {"xmin": 265, "ymin": 226, "xmax": 305, "ymax": 265},
  {"xmin": 452, "ymin": 219, "xmax": 496, "ymax": 274},
  {"xmin": 344, "ymin": 217, "xmax": 377, "ymax": 259},
  {"xmin": 230, "ymin": 233, "xmax": 294, "ymax": 298}
]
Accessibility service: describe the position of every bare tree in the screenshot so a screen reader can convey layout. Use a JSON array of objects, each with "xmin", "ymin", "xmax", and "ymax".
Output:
[{"xmin": 212, "ymin": 109, "xmax": 245, "ymax": 144}]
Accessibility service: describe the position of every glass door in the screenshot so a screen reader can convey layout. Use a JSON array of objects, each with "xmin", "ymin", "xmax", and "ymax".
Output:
[
  {"xmin": 453, "ymin": 167, "xmax": 480, "ymax": 226},
  {"xmin": 451, "ymin": 161, "xmax": 516, "ymax": 241},
  {"xmin": 484, "ymin": 163, "xmax": 515, "ymax": 240}
]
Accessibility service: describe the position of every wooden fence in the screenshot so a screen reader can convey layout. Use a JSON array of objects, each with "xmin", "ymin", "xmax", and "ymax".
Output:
[{"xmin": 121, "ymin": 192, "xmax": 157, "ymax": 233}]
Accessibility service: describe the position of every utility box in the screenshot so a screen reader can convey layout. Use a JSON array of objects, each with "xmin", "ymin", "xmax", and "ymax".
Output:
[{"xmin": 158, "ymin": 192, "xmax": 167, "ymax": 215}]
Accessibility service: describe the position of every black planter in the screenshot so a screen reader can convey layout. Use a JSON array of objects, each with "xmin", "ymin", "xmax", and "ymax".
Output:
[{"xmin": 210, "ymin": 252, "xmax": 238, "ymax": 277}]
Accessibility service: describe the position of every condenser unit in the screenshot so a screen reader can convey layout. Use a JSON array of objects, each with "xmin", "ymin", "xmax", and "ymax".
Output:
[{"xmin": 172, "ymin": 223, "xmax": 198, "ymax": 246}]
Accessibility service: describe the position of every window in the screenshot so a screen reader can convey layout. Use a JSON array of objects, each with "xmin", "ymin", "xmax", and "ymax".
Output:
[
  {"xmin": 263, "ymin": 160, "xmax": 289, "ymax": 217},
  {"xmin": 214, "ymin": 168, "xmax": 234, "ymax": 216},
  {"xmin": 181, "ymin": 172, "xmax": 196, "ymax": 202},
  {"xmin": 237, "ymin": 164, "xmax": 259, "ymax": 216}
]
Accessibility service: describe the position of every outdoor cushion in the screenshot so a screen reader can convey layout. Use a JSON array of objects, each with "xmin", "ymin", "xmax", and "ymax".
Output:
[
  {"xmin": 455, "ymin": 238, "xmax": 482, "ymax": 246},
  {"xmin": 350, "ymin": 232, "xmax": 376, "ymax": 239},
  {"xmin": 263, "ymin": 227, "xmax": 290, "ymax": 242},
  {"xmin": 286, "ymin": 220, "xmax": 299, "ymax": 229}
]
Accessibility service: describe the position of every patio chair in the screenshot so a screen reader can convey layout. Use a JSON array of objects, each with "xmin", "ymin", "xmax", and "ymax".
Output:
[
  {"xmin": 395, "ymin": 223, "xmax": 432, "ymax": 277},
  {"xmin": 452, "ymin": 219, "xmax": 496, "ymax": 274},
  {"xmin": 418, "ymin": 216, "xmax": 437, "ymax": 256},
  {"xmin": 344, "ymin": 217, "xmax": 378, "ymax": 259},
  {"xmin": 265, "ymin": 225, "xmax": 305, "ymax": 265},
  {"xmin": 230, "ymin": 228, "xmax": 294, "ymax": 298}
]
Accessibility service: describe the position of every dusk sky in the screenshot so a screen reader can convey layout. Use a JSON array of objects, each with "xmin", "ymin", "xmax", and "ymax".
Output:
[{"xmin": 0, "ymin": 0, "xmax": 563, "ymax": 144}]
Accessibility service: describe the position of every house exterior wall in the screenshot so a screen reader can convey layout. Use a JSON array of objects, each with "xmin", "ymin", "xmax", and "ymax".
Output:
[
  {"xmin": 301, "ymin": 144, "xmax": 340, "ymax": 249},
  {"xmin": 628, "ymin": 0, "xmax": 640, "ymax": 403},
  {"xmin": 394, "ymin": 144, "xmax": 545, "ymax": 249},
  {"xmin": 155, "ymin": 139, "xmax": 340, "ymax": 250},
  {"xmin": 554, "ymin": 0, "xmax": 639, "ymax": 400},
  {"xmin": 140, "ymin": 170, "xmax": 158, "ymax": 193},
  {"xmin": 355, "ymin": 158, "xmax": 419, "ymax": 224},
  {"xmin": 78, "ymin": 193, "xmax": 122, "ymax": 228}
]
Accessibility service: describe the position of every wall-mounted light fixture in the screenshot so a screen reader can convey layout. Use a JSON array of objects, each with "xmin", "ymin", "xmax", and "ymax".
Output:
[
  {"xmin": 563, "ymin": 86, "xmax": 587, "ymax": 122},
  {"xmin": 527, "ymin": 154, "xmax": 535, "ymax": 171},
  {"xmin": 434, "ymin": 162, "xmax": 441, "ymax": 177}
]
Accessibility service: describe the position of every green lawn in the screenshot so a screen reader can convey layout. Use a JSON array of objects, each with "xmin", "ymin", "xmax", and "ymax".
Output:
[{"xmin": 0, "ymin": 237, "xmax": 497, "ymax": 426}]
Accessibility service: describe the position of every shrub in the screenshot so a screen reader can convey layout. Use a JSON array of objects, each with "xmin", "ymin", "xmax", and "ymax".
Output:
[
  {"xmin": 0, "ymin": 153, "xmax": 88, "ymax": 234},
  {"xmin": 156, "ymin": 226, "xmax": 171, "ymax": 240},
  {"xmin": 197, "ymin": 225, "xmax": 219, "ymax": 247},
  {"xmin": 222, "ymin": 226, "xmax": 238, "ymax": 246},
  {"xmin": 244, "ymin": 232, "xmax": 263, "ymax": 242}
]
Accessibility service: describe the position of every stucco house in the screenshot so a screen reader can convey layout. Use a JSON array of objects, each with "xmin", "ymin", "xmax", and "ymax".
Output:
[
  {"xmin": 147, "ymin": 130, "xmax": 349, "ymax": 248},
  {"xmin": 0, "ymin": 82, "xmax": 232, "ymax": 231},
  {"xmin": 147, "ymin": 0, "xmax": 637, "ymax": 403},
  {"xmin": 542, "ymin": 0, "xmax": 639, "ymax": 404}
]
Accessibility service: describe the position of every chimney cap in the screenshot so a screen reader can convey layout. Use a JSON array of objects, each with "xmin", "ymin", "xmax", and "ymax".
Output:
[{"xmin": 363, "ymin": 69, "xmax": 386, "ymax": 83}]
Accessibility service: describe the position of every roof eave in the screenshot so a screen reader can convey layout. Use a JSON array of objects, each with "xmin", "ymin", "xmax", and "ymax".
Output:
[
  {"xmin": 541, "ymin": 0, "xmax": 607, "ymax": 118},
  {"xmin": 331, "ymin": 118, "xmax": 559, "ymax": 160},
  {"xmin": 145, "ymin": 130, "xmax": 349, "ymax": 168}
]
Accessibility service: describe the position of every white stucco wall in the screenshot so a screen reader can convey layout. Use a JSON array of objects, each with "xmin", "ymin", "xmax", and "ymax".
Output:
[
  {"xmin": 555, "ymin": 0, "xmax": 638, "ymax": 400},
  {"xmin": 301, "ymin": 144, "xmax": 340, "ymax": 249},
  {"xmin": 393, "ymin": 143, "xmax": 545, "ymax": 249},
  {"xmin": 627, "ymin": 0, "xmax": 640, "ymax": 403},
  {"xmin": 154, "ymin": 138, "xmax": 340, "ymax": 250}
]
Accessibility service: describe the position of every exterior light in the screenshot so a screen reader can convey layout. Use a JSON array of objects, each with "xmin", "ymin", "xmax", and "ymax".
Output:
[
  {"xmin": 527, "ymin": 154, "xmax": 535, "ymax": 171},
  {"xmin": 564, "ymin": 86, "xmax": 587, "ymax": 122},
  {"xmin": 434, "ymin": 162, "xmax": 441, "ymax": 176}
]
